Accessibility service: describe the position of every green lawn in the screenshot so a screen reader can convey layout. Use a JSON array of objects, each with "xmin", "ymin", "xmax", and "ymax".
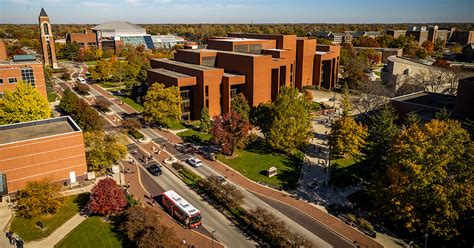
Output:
[
  {"xmin": 55, "ymin": 216, "xmax": 124, "ymax": 248},
  {"xmin": 177, "ymin": 129, "xmax": 211, "ymax": 145},
  {"xmin": 118, "ymin": 96, "xmax": 144, "ymax": 112},
  {"xmin": 97, "ymin": 82, "xmax": 124, "ymax": 88},
  {"xmin": 164, "ymin": 119, "xmax": 186, "ymax": 130},
  {"xmin": 84, "ymin": 61, "xmax": 97, "ymax": 66},
  {"xmin": 374, "ymin": 71, "xmax": 381, "ymax": 77},
  {"xmin": 10, "ymin": 193, "xmax": 89, "ymax": 242},
  {"xmin": 217, "ymin": 141, "xmax": 302, "ymax": 189},
  {"xmin": 48, "ymin": 92, "xmax": 58, "ymax": 102},
  {"xmin": 330, "ymin": 157, "xmax": 367, "ymax": 188}
]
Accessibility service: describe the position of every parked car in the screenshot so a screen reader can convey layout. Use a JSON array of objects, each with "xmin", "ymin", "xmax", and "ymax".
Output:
[
  {"xmin": 77, "ymin": 77, "xmax": 87, "ymax": 84},
  {"xmin": 147, "ymin": 164, "xmax": 162, "ymax": 176},
  {"xmin": 186, "ymin": 157, "xmax": 202, "ymax": 167}
]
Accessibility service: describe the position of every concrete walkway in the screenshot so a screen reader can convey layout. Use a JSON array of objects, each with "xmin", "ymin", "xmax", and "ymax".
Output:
[
  {"xmin": 27, "ymin": 214, "xmax": 87, "ymax": 248},
  {"xmin": 0, "ymin": 201, "xmax": 13, "ymax": 248}
]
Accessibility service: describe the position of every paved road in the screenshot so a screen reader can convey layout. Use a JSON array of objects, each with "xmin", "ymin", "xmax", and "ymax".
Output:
[{"xmin": 127, "ymin": 144, "xmax": 257, "ymax": 248}]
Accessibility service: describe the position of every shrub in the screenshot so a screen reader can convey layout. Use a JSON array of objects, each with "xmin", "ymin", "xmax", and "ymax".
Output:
[
  {"xmin": 128, "ymin": 129, "xmax": 144, "ymax": 140},
  {"xmin": 94, "ymin": 96, "xmax": 111, "ymax": 112},
  {"xmin": 199, "ymin": 175, "xmax": 244, "ymax": 209},
  {"xmin": 74, "ymin": 83, "xmax": 89, "ymax": 95}
]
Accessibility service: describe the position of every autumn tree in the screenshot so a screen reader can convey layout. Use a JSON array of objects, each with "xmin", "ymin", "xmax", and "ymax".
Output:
[
  {"xmin": 372, "ymin": 119, "xmax": 473, "ymax": 241},
  {"xmin": 267, "ymin": 87, "xmax": 312, "ymax": 154},
  {"xmin": 432, "ymin": 58, "xmax": 450, "ymax": 69},
  {"xmin": 74, "ymin": 83, "xmax": 89, "ymax": 95},
  {"xmin": 143, "ymin": 83, "xmax": 181, "ymax": 126},
  {"xmin": 121, "ymin": 118, "xmax": 141, "ymax": 132},
  {"xmin": 16, "ymin": 179, "xmax": 64, "ymax": 218},
  {"xmin": 88, "ymin": 178, "xmax": 127, "ymax": 217},
  {"xmin": 0, "ymin": 82, "xmax": 51, "ymax": 125},
  {"xmin": 90, "ymin": 59, "xmax": 112, "ymax": 82},
  {"xmin": 421, "ymin": 40, "xmax": 435, "ymax": 53},
  {"xmin": 199, "ymin": 175, "xmax": 244, "ymax": 209},
  {"xmin": 250, "ymin": 103, "xmax": 274, "ymax": 137},
  {"xmin": 199, "ymin": 106, "xmax": 212, "ymax": 133},
  {"xmin": 83, "ymin": 131, "xmax": 127, "ymax": 172},
  {"xmin": 94, "ymin": 96, "xmax": 111, "ymax": 112},
  {"xmin": 124, "ymin": 206, "xmax": 180, "ymax": 248},
  {"xmin": 211, "ymin": 110, "xmax": 250, "ymax": 155},
  {"xmin": 329, "ymin": 117, "xmax": 368, "ymax": 158},
  {"xmin": 353, "ymin": 36, "xmax": 380, "ymax": 47},
  {"xmin": 231, "ymin": 93, "xmax": 250, "ymax": 120},
  {"xmin": 59, "ymin": 89, "xmax": 104, "ymax": 132},
  {"xmin": 358, "ymin": 49, "xmax": 382, "ymax": 68}
]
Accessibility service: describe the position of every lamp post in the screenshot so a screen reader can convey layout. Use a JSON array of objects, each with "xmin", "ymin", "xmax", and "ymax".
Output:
[
  {"xmin": 424, "ymin": 233, "xmax": 429, "ymax": 248},
  {"xmin": 211, "ymin": 230, "xmax": 216, "ymax": 248}
]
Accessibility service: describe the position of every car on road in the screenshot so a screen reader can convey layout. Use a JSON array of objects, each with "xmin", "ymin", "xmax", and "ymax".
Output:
[
  {"xmin": 147, "ymin": 164, "xmax": 162, "ymax": 176},
  {"xmin": 77, "ymin": 77, "xmax": 87, "ymax": 84},
  {"xmin": 186, "ymin": 157, "xmax": 202, "ymax": 167}
]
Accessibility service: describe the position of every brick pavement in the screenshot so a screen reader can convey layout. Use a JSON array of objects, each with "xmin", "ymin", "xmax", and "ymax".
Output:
[{"xmin": 122, "ymin": 160, "xmax": 224, "ymax": 248}]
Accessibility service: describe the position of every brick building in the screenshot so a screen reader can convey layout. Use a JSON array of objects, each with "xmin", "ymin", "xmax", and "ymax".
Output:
[
  {"xmin": 39, "ymin": 8, "xmax": 58, "ymax": 68},
  {"xmin": 147, "ymin": 33, "xmax": 340, "ymax": 120},
  {"xmin": 66, "ymin": 29, "xmax": 101, "ymax": 50},
  {"xmin": 0, "ymin": 54, "xmax": 47, "ymax": 98},
  {"xmin": 0, "ymin": 117, "xmax": 88, "ymax": 194},
  {"xmin": 450, "ymin": 30, "xmax": 474, "ymax": 45}
]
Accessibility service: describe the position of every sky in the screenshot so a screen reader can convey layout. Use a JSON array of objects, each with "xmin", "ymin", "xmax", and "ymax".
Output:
[{"xmin": 0, "ymin": 0, "xmax": 473, "ymax": 24}]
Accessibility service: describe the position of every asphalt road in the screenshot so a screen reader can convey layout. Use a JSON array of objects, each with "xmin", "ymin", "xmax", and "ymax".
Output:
[{"xmin": 127, "ymin": 144, "xmax": 257, "ymax": 248}]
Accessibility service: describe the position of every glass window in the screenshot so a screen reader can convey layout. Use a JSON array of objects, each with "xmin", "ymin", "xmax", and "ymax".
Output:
[
  {"xmin": 0, "ymin": 79, "xmax": 3, "ymax": 84},
  {"xmin": 8, "ymin": 78, "xmax": 17, "ymax": 84},
  {"xmin": 43, "ymin": 23, "xmax": 49, "ymax": 35},
  {"xmin": 21, "ymin": 68, "xmax": 35, "ymax": 86}
]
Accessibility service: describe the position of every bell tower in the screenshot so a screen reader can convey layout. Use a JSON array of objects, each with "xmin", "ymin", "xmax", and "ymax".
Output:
[{"xmin": 39, "ymin": 8, "xmax": 58, "ymax": 68}]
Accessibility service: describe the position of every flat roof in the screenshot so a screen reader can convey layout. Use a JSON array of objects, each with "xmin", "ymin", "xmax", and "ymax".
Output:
[
  {"xmin": 392, "ymin": 91, "xmax": 456, "ymax": 110},
  {"xmin": 0, "ymin": 116, "xmax": 81, "ymax": 145},
  {"xmin": 181, "ymin": 48, "xmax": 264, "ymax": 57},
  {"xmin": 163, "ymin": 190, "xmax": 199, "ymax": 216},
  {"xmin": 315, "ymin": 51, "xmax": 330, "ymax": 55},
  {"xmin": 152, "ymin": 58, "xmax": 220, "ymax": 72},
  {"xmin": 149, "ymin": 68, "xmax": 195, "ymax": 79}
]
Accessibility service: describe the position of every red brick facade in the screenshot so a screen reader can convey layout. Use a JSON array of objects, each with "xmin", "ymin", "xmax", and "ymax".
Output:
[{"xmin": 147, "ymin": 33, "xmax": 340, "ymax": 120}]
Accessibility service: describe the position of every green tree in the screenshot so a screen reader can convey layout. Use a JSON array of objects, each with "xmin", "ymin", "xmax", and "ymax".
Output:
[
  {"xmin": 83, "ymin": 131, "xmax": 127, "ymax": 172},
  {"xmin": 365, "ymin": 104, "xmax": 399, "ymax": 176},
  {"xmin": 231, "ymin": 93, "xmax": 250, "ymax": 120},
  {"xmin": 267, "ymin": 87, "xmax": 312, "ymax": 154},
  {"xmin": 16, "ymin": 179, "xmax": 64, "ymax": 218},
  {"xmin": 374, "ymin": 119, "xmax": 473, "ymax": 241},
  {"xmin": 199, "ymin": 106, "xmax": 212, "ymax": 133},
  {"xmin": 250, "ymin": 103, "xmax": 274, "ymax": 137},
  {"xmin": 340, "ymin": 82, "xmax": 352, "ymax": 117},
  {"xmin": 59, "ymin": 89, "xmax": 104, "ymax": 132},
  {"xmin": 143, "ymin": 83, "xmax": 182, "ymax": 125},
  {"xmin": 0, "ymin": 82, "xmax": 51, "ymax": 125}
]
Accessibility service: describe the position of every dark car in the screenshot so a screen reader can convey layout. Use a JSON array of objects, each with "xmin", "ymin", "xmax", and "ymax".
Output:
[{"xmin": 147, "ymin": 164, "xmax": 162, "ymax": 176}]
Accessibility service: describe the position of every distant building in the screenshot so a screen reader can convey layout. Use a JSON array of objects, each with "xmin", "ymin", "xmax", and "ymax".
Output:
[
  {"xmin": 0, "ymin": 54, "xmax": 47, "ymax": 98},
  {"xmin": 462, "ymin": 44, "xmax": 474, "ymax": 62},
  {"xmin": 406, "ymin": 26, "xmax": 429, "ymax": 44},
  {"xmin": 310, "ymin": 31, "xmax": 352, "ymax": 45},
  {"xmin": 91, "ymin": 21, "xmax": 184, "ymax": 50},
  {"xmin": 391, "ymin": 77, "xmax": 474, "ymax": 121},
  {"xmin": 0, "ymin": 39, "xmax": 7, "ymax": 61},
  {"xmin": 147, "ymin": 33, "xmax": 340, "ymax": 120},
  {"xmin": 386, "ymin": 30, "xmax": 407, "ymax": 39},
  {"xmin": 450, "ymin": 30, "xmax": 474, "ymax": 45},
  {"xmin": 353, "ymin": 47, "xmax": 403, "ymax": 63},
  {"xmin": 381, "ymin": 56, "xmax": 452, "ymax": 91},
  {"xmin": 345, "ymin": 31, "xmax": 382, "ymax": 39},
  {"xmin": 66, "ymin": 29, "xmax": 101, "ymax": 50},
  {"xmin": 38, "ymin": 8, "xmax": 58, "ymax": 68},
  {"xmin": 0, "ymin": 116, "xmax": 88, "ymax": 194}
]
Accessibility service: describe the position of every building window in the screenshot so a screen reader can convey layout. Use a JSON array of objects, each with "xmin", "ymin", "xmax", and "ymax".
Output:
[
  {"xmin": 0, "ymin": 92, "xmax": 4, "ymax": 98},
  {"xmin": 0, "ymin": 79, "xmax": 3, "ymax": 84},
  {"xmin": 8, "ymin": 78, "xmax": 17, "ymax": 84},
  {"xmin": 43, "ymin": 23, "xmax": 49, "ymax": 35},
  {"xmin": 21, "ymin": 68, "xmax": 35, "ymax": 85}
]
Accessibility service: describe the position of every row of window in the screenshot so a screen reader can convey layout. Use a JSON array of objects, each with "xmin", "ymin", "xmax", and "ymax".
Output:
[{"xmin": 0, "ymin": 68, "xmax": 36, "ymax": 86}]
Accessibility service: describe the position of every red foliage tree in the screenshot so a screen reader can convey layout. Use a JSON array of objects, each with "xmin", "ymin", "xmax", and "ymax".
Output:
[
  {"xmin": 87, "ymin": 178, "xmax": 127, "ymax": 217},
  {"xmin": 432, "ymin": 58, "xmax": 451, "ymax": 69},
  {"xmin": 421, "ymin": 40, "xmax": 435, "ymax": 53},
  {"xmin": 211, "ymin": 110, "xmax": 250, "ymax": 156}
]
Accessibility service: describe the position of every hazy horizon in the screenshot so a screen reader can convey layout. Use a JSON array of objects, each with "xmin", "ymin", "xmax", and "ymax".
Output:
[{"xmin": 1, "ymin": 0, "xmax": 473, "ymax": 24}]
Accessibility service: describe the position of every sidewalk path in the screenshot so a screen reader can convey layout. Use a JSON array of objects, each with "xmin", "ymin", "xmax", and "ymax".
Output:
[
  {"xmin": 0, "ymin": 201, "xmax": 13, "ymax": 248},
  {"xmin": 27, "ymin": 214, "xmax": 86, "ymax": 248}
]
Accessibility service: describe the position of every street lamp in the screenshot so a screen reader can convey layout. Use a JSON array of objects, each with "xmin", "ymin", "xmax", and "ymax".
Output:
[
  {"xmin": 211, "ymin": 230, "xmax": 216, "ymax": 248},
  {"xmin": 424, "ymin": 233, "xmax": 429, "ymax": 248}
]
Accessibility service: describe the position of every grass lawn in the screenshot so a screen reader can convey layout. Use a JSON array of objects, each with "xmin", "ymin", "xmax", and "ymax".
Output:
[
  {"xmin": 164, "ymin": 119, "xmax": 186, "ymax": 130},
  {"xmin": 217, "ymin": 140, "xmax": 302, "ymax": 189},
  {"xmin": 117, "ymin": 96, "xmax": 144, "ymax": 112},
  {"xmin": 48, "ymin": 92, "xmax": 58, "ymax": 102},
  {"xmin": 97, "ymin": 82, "xmax": 124, "ymax": 89},
  {"xmin": 55, "ymin": 216, "xmax": 124, "ymax": 248},
  {"xmin": 10, "ymin": 193, "xmax": 89, "ymax": 242},
  {"xmin": 84, "ymin": 61, "xmax": 97, "ymax": 66},
  {"xmin": 177, "ymin": 129, "xmax": 211, "ymax": 145},
  {"xmin": 374, "ymin": 71, "xmax": 381, "ymax": 77},
  {"xmin": 330, "ymin": 157, "xmax": 367, "ymax": 188}
]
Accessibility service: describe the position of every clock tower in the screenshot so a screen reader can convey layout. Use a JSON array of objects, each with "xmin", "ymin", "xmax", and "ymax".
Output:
[{"xmin": 39, "ymin": 8, "xmax": 58, "ymax": 68}]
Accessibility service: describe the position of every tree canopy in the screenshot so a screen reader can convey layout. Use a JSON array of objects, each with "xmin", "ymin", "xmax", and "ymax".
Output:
[
  {"xmin": 143, "ymin": 83, "xmax": 182, "ymax": 125},
  {"xmin": 16, "ymin": 179, "xmax": 63, "ymax": 218},
  {"xmin": 211, "ymin": 110, "xmax": 250, "ymax": 155},
  {"xmin": 87, "ymin": 178, "xmax": 127, "ymax": 217},
  {"xmin": 267, "ymin": 87, "xmax": 312, "ymax": 154},
  {"xmin": 83, "ymin": 131, "xmax": 127, "ymax": 172},
  {"xmin": 0, "ymin": 82, "xmax": 51, "ymax": 125},
  {"xmin": 59, "ymin": 89, "xmax": 104, "ymax": 132},
  {"xmin": 199, "ymin": 106, "xmax": 212, "ymax": 133},
  {"xmin": 231, "ymin": 93, "xmax": 250, "ymax": 120}
]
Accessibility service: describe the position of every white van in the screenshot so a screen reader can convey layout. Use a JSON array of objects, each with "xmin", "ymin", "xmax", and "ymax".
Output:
[{"xmin": 77, "ymin": 77, "xmax": 87, "ymax": 84}]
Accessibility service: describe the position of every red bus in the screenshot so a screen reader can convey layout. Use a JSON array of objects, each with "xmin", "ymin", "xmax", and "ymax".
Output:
[{"xmin": 162, "ymin": 190, "xmax": 202, "ymax": 228}]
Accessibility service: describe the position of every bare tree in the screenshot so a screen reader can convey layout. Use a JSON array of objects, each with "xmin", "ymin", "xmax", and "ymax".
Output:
[
  {"xmin": 395, "ymin": 71, "xmax": 458, "ymax": 96},
  {"xmin": 350, "ymin": 81, "xmax": 393, "ymax": 116}
]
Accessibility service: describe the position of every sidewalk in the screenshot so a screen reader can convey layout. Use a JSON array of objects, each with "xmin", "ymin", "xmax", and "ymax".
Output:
[
  {"xmin": 0, "ymin": 201, "xmax": 13, "ymax": 248},
  {"xmin": 27, "ymin": 214, "xmax": 86, "ymax": 248}
]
